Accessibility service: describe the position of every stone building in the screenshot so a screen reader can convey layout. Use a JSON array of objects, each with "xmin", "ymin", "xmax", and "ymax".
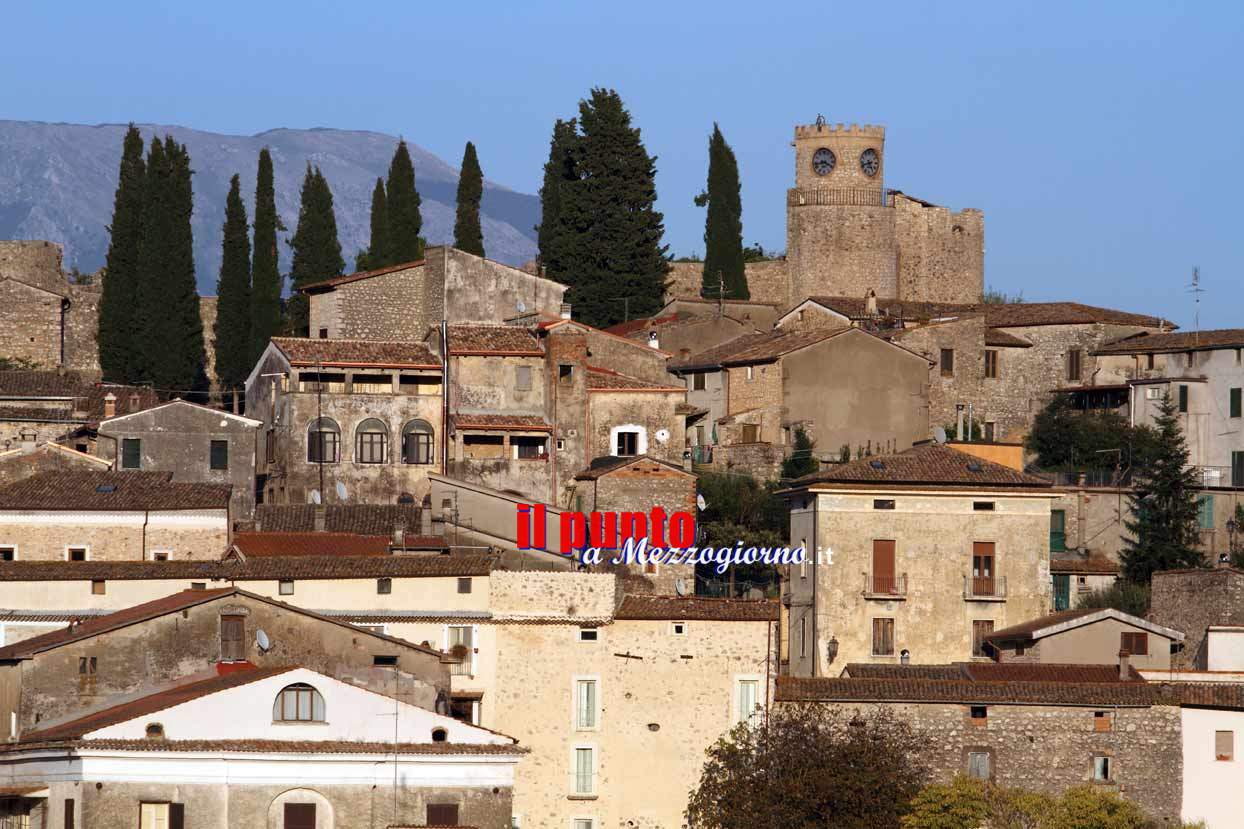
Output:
[
  {"xmin": 984, "ymin": 607, "xmax": 1183, "ymax": 669},
  {"xmin": 784, "ymin": 443, "xmax": 1058, "ymax": 672},
  {"xmin": 0, "ymin": 665, "xmax": 521, "ymax": 829},
  {"xmin": 246, "ymin": 338, "xmax": 444, "ymax": 507},
  {"xmin": 0, "ymin": 470, "xmax": 230, "ymax": 561},
  {"xmin": 0, "ymin": 441, "xmax": 110, "ymax": 488},
  {"xmin": 672, "ymin": 326, "xmax": 931, "ymax": 478},
  {"xmin": 0, "ymin": 370, "xmax": 159, "ymax": 455},
  {"xmin": 775, "ymin": 663, "xmax": 1184, "ymax": 823},
  {"xmin": 98, "ymin": 399, "xmax": 261, "ymax": 518},
  {"xmin": 1093, "ymin": 328, "xmax": 1244, "ymax": 487},
  {"xmin": 1150, "ymin": 568, "xmax": 1244, "ymax": 670},
  {"xmin": 0, "ymin": 585, "xmax": 450, "ymax": 738},
  {"xmin": 303, "ymin": 246, "xmax": 567, "ymax": 340}
]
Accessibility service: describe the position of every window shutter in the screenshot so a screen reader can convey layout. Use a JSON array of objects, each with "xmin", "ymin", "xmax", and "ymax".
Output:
[
  {"xmin": 1216, "ymin": 730, "xmax": 1234, "ymax": 761},
  {"xmin": 169, "ymin": 804, "xmax": 185, "ymax": 829},
  {"xmin": 427, "ymin": 803, "xmax": 460, "ymax": 826}
]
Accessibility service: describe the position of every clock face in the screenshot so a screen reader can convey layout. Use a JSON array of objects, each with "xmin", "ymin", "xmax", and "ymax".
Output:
[
  {"xmin": 860, "ymin": 148, "xmax": 880, "ymax": 177},
  {"xmin": 811, "ymin": 148, "xmax": 836, "ymax": 176}
]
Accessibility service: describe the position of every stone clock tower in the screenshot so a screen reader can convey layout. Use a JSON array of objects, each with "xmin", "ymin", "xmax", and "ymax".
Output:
[{"xmin": 784, "ymin": 119, "xmax": 983, "ymax": 307}]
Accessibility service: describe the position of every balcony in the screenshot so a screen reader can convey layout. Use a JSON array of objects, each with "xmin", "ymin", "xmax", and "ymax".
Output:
[
  {"xmin": 863, "ymin": 573, "xmax": 907, "ymax": 600},
  {"xmin": 964, "ymin": 575, "xmax": 1007, "ymax": 602},
  {"xmin": 1194, "ymin": 465, "xmax": 1242, "ymax": 488},
  {"xmin": 787, "ymin": 187, "xmax": 890, "ymax": 208}
]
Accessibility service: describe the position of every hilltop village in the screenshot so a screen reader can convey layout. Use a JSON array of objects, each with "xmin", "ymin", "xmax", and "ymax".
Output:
[{"xmin": 0, "ymin": 117, "xmax": 1241, "ymax": 828}]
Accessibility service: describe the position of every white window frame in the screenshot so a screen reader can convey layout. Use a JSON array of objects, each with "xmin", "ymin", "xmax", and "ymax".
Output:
[
  {"xmin": 150, "ymin": 550, "xmax": 172, "ymax": 561},
  {"xmin": 570, "ymin": 744, "xmax": 598, "ymax": 796},
  {"xmin": 0, "ymin": 544, "xmax": 17, "ymax": 562},
  {"xmin": 443, "ymin": 623, "xmax": 479, "ymax": 676},
  {"xmin": 733, "ymin": 675, "xmax": 764, "ymax": 727},
  {"xmin": 572, "ymin": 675, "xmax": 601, "ymax": 732},
  {"xmin": 278, "ymin": 579, "xmax": 294, "ymax": 595},
  {"xmin": 670, "ymin": 621, "xmax": 687, "ymax": 636},
  {"xmin": 745, "ymin": 365, "xmax": 754, "ymax": 381},
  {"xmin": 65, "ymin": 545, "xmax": 90, "ymax": 562},
  {"xmin": 608, "ymin": 424, "xmax": 647, "ymax": 457},
  {"xmin": 576, "ymin": 627, "xmax": 600, "ymax": 644},
  {"xmin": 570, "ymin": 819, "xmax": 595, "ymax": 829}
]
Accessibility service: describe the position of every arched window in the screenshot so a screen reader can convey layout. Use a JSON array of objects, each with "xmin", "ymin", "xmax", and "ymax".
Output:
[
  {"xmin": 355, "ymin": 419, "xmax": 388, "ymax": 464},
  {"xmin": 431, "ymin": 727, "xmax": 448, "ymax": 742},
  {"xmin": 401, "ymin": 420, "xmax": 434, "ymax": 465},
  {"xmin": 306, "ymin": 418, "xmax": 340, "ymax": 464},
  {"xmin": 273, "ymin": 683, "xmax": 326, "ymax": 722}
]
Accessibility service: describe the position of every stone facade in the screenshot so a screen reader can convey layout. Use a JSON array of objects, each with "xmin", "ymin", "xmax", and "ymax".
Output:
[
  {"xmin": 664, "ymin": 259, "xmax": 790, "ymax": 307},
  {"xmin": 1150, "ymin": 568, "xmax": 1244, "ymax": 669},
  {"xmin": 0, "ymin": 443, "xmax": 110, "ymax": 488},
  {"xmin": 0, "ymin": 511, "xmax": 228, "ymax": 561}
]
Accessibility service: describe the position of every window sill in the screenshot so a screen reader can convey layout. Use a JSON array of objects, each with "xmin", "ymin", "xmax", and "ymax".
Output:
[
  {"xmin": 862, "ymin": 592, "xmax": 906, "ymax": 602},
  {"xmin": 964, "ymin": 596, "xmax": 1006, "ymax": 603},
  {"xmin": 567, "ymin": 794, "xmax": 598, "ymax": 801},
  {"xmin": 272, "ymin": 720, "xmax": 328, "ymax": 726}
]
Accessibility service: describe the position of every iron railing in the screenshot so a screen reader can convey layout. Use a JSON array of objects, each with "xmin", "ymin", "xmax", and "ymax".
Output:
[
  {"xmin": 863, "ymin": 572, "xmax": 907, "ymax": 597},
  {"xmin": 787, "ymin": 187, "xmax": 890, "ymax": 207},
  {"xmin": 964, "ymin": 575, "xmax": 1007, "ymax": 599}
]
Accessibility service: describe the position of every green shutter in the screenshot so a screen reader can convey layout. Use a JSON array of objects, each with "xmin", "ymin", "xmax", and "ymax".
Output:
[{"xmin": 1198, "ymin": 495, "xmax": 1215, "ymax": 530}]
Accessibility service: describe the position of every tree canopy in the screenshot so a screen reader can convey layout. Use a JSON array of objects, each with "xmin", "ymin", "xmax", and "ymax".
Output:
[
  {"xmin": 696, "ymin": 123, "xmax": 747, "ymax": 299},
  {"xmin": 453, "ymin": 141, "xmax": 484, "ymax": 256}
]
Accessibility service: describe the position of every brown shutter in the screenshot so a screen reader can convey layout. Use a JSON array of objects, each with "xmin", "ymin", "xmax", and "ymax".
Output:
[
  {"xmin": 220, "ymin": 616, "xmax": 244, "ymax": 662},
  {"xmin": 284, "ymin": 803, "xmax": 316, "ymax": 829},
  {"xmin": 169, "ymin": 804, "xmax": 185, "ymax": 829},
  {"xmin": 427, "ymin": 803, "xmax": 460, "ymax": 825},
  {"xmin": 872, "ymin": 540, "xmax": 896, "ymax": 594},
  {"xmin": 972, "ymin": 542, "xmax": 995, "ymax": 596},
  {"xmin": 64, "ymin": 799, "xmax": 74, "ymax": 829}
]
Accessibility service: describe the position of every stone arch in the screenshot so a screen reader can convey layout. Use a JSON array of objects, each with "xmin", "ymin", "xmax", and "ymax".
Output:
[{"xmin": 267, "ymin": 788, "xmax": 334, "ymax": 829}]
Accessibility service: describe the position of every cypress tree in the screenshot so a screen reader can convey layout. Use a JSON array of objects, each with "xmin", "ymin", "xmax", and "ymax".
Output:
[
  {"xmin": 213, "ymin": 174, "xmax": 252, "ymax": 391},
  {"xmin": 250, "ymin": 147, "xmax": 283, "ymax": 363},
  {"xmin": 558, "ymin": 88, "xmax": 669, "ymax": 328},
  {"xmin": 364, "ymin": 177, "xmax": 390, "ymax": 269},
  {"xmin": 1121, "ymin": 393, "xmax": 1205, "ymax": 583},
  {"xmin": 131, "ymin": 136, "xmax": 170, "ymax": 385},
  {"xmin": 98, "ymin": 125, "xmax": 146, "ymax": 383},
  {"xmin": 695, "ymin": 123, "xmax": 747, "ymax": 300},
  {"xmin": 386, "ymin": 139, "xmax": 423, "ymax": 263},
  {"xmin": 453, "ymin": 141, "xmax": 485, "ymax": 257},
  {"xmin": 536, "ymin": 118, "xmax": 578, "ymax": 274},
  {"xmin": 286, "ymin": 164, "xmax": 345, "ymax": 335}
]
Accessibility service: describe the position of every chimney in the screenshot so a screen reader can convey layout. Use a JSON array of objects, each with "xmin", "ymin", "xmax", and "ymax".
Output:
[
  {"xmin": 420, "ymin": 506, "xmax": 432, "ymax": 536},
  {"xmin": 647, "ymin": 331, "xmax": 660, "ymax": 350},
  {"xmin": 560, "ymin": 303, "xmax": 572, "ymax": 320},
  {"xmin": 103, "ymin": 393, "xmax": 117, "ymax": 419},
  {"xmin": 313, "ymin": 505, "xmax": 326, "ymax": 533},
  {"xmin": 1118, "ymin": 649, "xmax": 1131, "ymax": 681},
  {"xmin": 393, "ymin": 522, "xmax": 405, "ymax": 548},
  {"xmin": 865, "ymin": 289, "xmax": 878, "ymax": 317}
]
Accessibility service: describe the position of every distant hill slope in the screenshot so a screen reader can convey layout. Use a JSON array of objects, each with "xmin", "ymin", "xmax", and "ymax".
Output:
[{"xmin": 0, "ymin": 120, "xmax": 540, "ymax": 291}]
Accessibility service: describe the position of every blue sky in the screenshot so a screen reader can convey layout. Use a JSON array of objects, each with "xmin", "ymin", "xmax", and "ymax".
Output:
[{"xmin": 4, "ymin": 1, "xmax": 1241, "ymax": 328}]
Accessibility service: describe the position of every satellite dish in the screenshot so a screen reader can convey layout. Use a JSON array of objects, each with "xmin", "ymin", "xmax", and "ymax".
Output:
[
  {"xmin": 655, "ymin": 428, "xmax": 670, "ymax": 444},
  {"xmin": 675, "ymin": 578, "xmax": 689, "ymax": 596},
  {"xmin": 335, "ymin": 481, "xmax": 348, "ymax": 501},
  {"xmin": 255, "ymin": 629, "xmax": 271, "ymax": 652},
  {"xmin": 516, "ymin": 299, "xmax": 527, "ymax": 313},
  {"xmin": 696, "ymin": 494, "xmax": 707, "ymax": 511},
  {"xmin": 309, "ymin": 489, "xmax": 322, "ymax": 505},
  {"xmin": 933, "ymin": 426, "xmax": 948, "ymax": 444}
]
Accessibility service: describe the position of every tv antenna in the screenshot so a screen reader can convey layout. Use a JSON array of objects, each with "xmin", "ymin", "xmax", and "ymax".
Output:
[{"xmin": 1187, "ymin": 266, "xmax": 1204, "ymax": 347}]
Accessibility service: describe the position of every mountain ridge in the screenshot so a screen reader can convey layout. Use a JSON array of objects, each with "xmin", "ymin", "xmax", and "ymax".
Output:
[{"xmin": 0, "ymin": 120, "xmax": 540, "ymax": 292}]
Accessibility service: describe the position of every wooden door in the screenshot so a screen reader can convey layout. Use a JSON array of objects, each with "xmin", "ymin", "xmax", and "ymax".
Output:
[
  {"xmin": 872, "ymin": 540, "xmax": 896, "ymax": 594},
  {"xmin": 972, "ymin": 542, "xmax": 995, "ymax": 596},
  {"xmin": 284, "ymin": 803, "xmax": 316, "ymax": 829},
  {"xmin": 427, "ymin": 803, "xmax": 460, "ymax": 826}
]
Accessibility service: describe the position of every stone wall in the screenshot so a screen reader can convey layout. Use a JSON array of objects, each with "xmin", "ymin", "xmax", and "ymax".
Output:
[
  {"xmin": 0, "ymin": 512, "xmax": 228, "ymax": 561},
  {"xmin": 714, "ymin": 441, "xmax": 784, "ymax": 481},
  {"xmin": 588, "ymin": 390, "xmax": 685, "ymax": 467},
  {"xmin": 584, "ymin": 329, "xmax": 676, "ymax": 386},
  {"xmin": 893, "ymin": 196, "xmax": 984, "ymax": 304},
  {"xmin": 892, "ymin": 315, "xmax": 992, "ymax": 438},
  {"xmin": 0, "ymin": 445, "xmax": 109, "ymax": 488},
  {"xmin": 488, "ymin": 570, "xmax": 616, "ymax": 619},
  {"xmin": 793, "ymin": 699, "xmax": 1181, "ymax": 823},
  {"xmin": 786, "ymin": 202, "xmax": 898, "ymax": 306},
  {"xmin": 312, "ymin": 264, "xmax": 437, "ymax": 341},
  {"xmin": 0, "ymin": 279, "xmax": 62, "ymax": 367},
  {"xmin": 436, "ymin": 246, "xmax": 566, "ymax": 324},
  {"xmin": 1150, "ymin": 568, "xmax": 1244, "ymax": 669},
  {"xmin": 663, "ymin": 260, "xmax": 789, "ymax": 308}
]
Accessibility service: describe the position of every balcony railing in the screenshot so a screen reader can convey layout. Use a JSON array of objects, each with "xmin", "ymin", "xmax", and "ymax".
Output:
[
  {"xmin": 863, "ymin": 572, "xmax": 907, "ymax": 598},
  {"xmin": 1194, "ymin": 465, "xmax": 1241, "ymax": 488},
  {"xmin": 787, "ymin": 187, "xmax": 890, "ymax": 208},
  {"xmin": 964, "ymin": 575, "xmax": 1007, "ymax": 600}
]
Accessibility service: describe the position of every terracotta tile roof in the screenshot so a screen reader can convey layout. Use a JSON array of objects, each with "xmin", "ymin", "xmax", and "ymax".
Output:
[
  {"xmin": 984, "ymin": 328, "xmax": 1033, "ymax": 348},
  {"xmin": 252, "ymin": 504, "xmax": 423, "ymax": 535},
  {"xmin": 585, "ymin": 366, "xmax": 684, "ymax": 392},
  {"xmin": 298, "ymin": 260, "xmax": 424, "ymax": 292},
  {"xmin": 843, "ymin": 664, "xmax": 962, "ymax": 680},
  {"xmin": 0, "ymin": 554, "xmax": 495, "ymax": 582},
  {"xmin": 452, "ymin": 413, "xmax": 553, "ymax": 431},
  {"xmin": 805, "ymin": 296, "xmax": 971, "ymax": 322},
  {"xmin": 985, "ymin": 608, "xmax": 1099, "ymax": 641},
  {"xmin": 231, "ymin": 532, "xmax": 395, "ymax": 558},
  {"xmin": 0, "ymin": 471, "xmax": 231, "ymax": 511},
  {"xmin": 986, "ymin": 607, "xmax": 1182, "ymax": 646},
  {"xmin": 7, "ymin": 739, "xmax": 525, "ymax": 756},
  {"xmin": 842, "ymin": 661, "xmax": 1142, "ymax": 682},
  {"xmin": 979, "ymin": 302, "xmax": 1171, "ymax": 329},
  {"xmin": 774, "ymin": 675, "xmax": 1159, "ymax": 706},
  {"xmin": 271, "ymin": 337, "xmax": 440, "ymax": 368},
  {"xmin": 0, "ymin": 588, "xmax": 236, "ymax": 660},
  {"xmin": 574, "ymin": 455, "xmax": 693, "ymax": 480},
  {"xmin": 615, "ymin": 595, "xmax": 779, "ymax": 621},
  {"xmin": 1093, "ymin": 328, "xmax": 1244, "ymax": 355},
  {"xmin": 0, "ymin": 374, "xmax": 160, "ymax": 425},
  {"xmin": 0, "ymin": 405, "xmax": 74, "ymax": 421},
  {"xmin": 447, "ymin": 325, "xmax": 543, "ymax": 355},
  {"xmin": 22, "ymin": 665, "xmax": 297, "ymax": 742},
  {"xmin": 603, "ymin": 313, "xmax": 684, "ymax": 338},
  {"xmin": 791, "ymin": 443, "xmax": 1053, "ymax": 490},
  {"xmin": 668, "ymin": 332, "xmax": 783, "ymax": 371},
  {"xmin": 0, "ymin": 371, "xmax": 85, "ymax": 397},
  {"xmin": 1050, "ymin": 556, "xmax": 1120, "ymax": 575},
  {"xmin": 0, "ymin": 786, "xmax": 47, "ymax": 796}
]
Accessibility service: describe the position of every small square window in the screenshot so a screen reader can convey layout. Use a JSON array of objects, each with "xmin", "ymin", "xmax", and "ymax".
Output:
[
  {"xmin": 556, "ymin": 439, "xmax": 566, "ymax": 451},
  {"xmin": 377, "ymin": 578, "xmax": 392, "ymax": 595},
  {"xmin": 0, "ymin": 547, "xmax": 13, "ymax": 562},
  {"xmin": 457, "ymin": 577, "xmax": 472, "ymax": 594},
  {"xmin": 745, "ymin": 365, "xmax": 754, "ymax": 381},
  {"xmin": 1093, "ymin": 755, "xmax": 1112, "ymax": 782},
  {"xmin": 973, "ymin": 501, "xmax": 995, "ymax": 512},
  {"xmin": 1216, "ymin": 730, "xmax": 1234, "ymax": 761},
  {"xmin": 209, "ymin": 440, "xmax": 229, "ymax": 471},
  {"xmin": 671, "ymin": 622, "xmax": 687, "ymax": 636},
  {"xmin": 78, "ymin": 656, "xmax": 97, "ymax": 675},
  {"xmin": 152, "ymin": 552, "xmax": 170, "ymax": 562},
  {"xmin": 873, "ymin": 499, "xmax": 896, "ymax": 510},
  {"xmin": 940, "ymin": 348, "xmax": 955, "ymax": 378},
  {"xmin": 190, "ymin": 582, "xmax": 207, "ymax": 591},
  {"xmin": 279, "ymin": 580, "xmax": 294, "ymax": 596},
  {"xmin": 970, "ymin": 705, "xmax": 988, "ymax": 723},
  {"xmin": 967, "ymin": 750, "xmax": 991, "ymax": 780},
  {"xmin": 91, "ymin": 580, "xmax": 106, "ymax": 595},
  {"xmin": 318, "ymin": 328, "xmax": 329, "ymax": 339},
  {"xmin": 559, "ymin": 364, "xmax": 574, "ymax": 383},
  {"xmin": 373, "ymin": 654, "xmax": 398, "ymax": 667},
  {"xmin": 577, "ymin": 628, "xmax": 598, "ymax": 643},
  {"xmin": 67, "ymin": 547, "xmax": 87, "ymax": 562},
  {"xmin": 121, "ymin": 438, "xmax": 141, "ymax": 469},
  {"xmin": 692, "ymin": 373, "xmax": 706, "ymax": 391}
]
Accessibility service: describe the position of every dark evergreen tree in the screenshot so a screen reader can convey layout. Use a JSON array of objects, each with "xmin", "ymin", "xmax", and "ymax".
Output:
[
  {"xmin": 557, "ymin": 89, "xmax": 669, "ymax": 328},
  {"xmin": 386, "ymin": 139, "xmax": 423, "ymax": 263},
  {"xmin": 249, "ymin": 147, "xmax": 284, "ymax": 363},
  {"xmin": 1121, "ymin": 393, "xmax": 1205, "ymax": 583},
  {"xmin": 453, "ymin": 141, "xmax": 485, "ymax": 256},
  {"xmin": 362, "ymin": 177, "xmax": 390, "ymax": 269},
  {"xmin": 781, "ymin": 428, "xmax": 819, "ymax": 479},
  {"xmin": 98, "ymin": 125, "xmax": 146, "ymax": 383},
  {"xmin": 134, "ymin": 137, "xmax": 207, "ymax": 394},
  {"xmin": 536, "ymin": 118, "xmax": 579, "ymax": 274},
  {"xmin": 694, "ymin": 123, "xmax": 747, "ymax": 299},
  {"xmin": 213, "ymin": 174, "xmax": 252, "ymax": 391},
  {"xmin": 286, "ymin": 164, "xmax": 345, "ymax": 335}
]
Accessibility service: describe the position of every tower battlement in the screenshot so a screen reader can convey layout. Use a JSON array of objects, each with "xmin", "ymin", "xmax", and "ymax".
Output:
[{"xmin": 794, "ymin": 122, "xmax": 886, "ymax": 140}]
